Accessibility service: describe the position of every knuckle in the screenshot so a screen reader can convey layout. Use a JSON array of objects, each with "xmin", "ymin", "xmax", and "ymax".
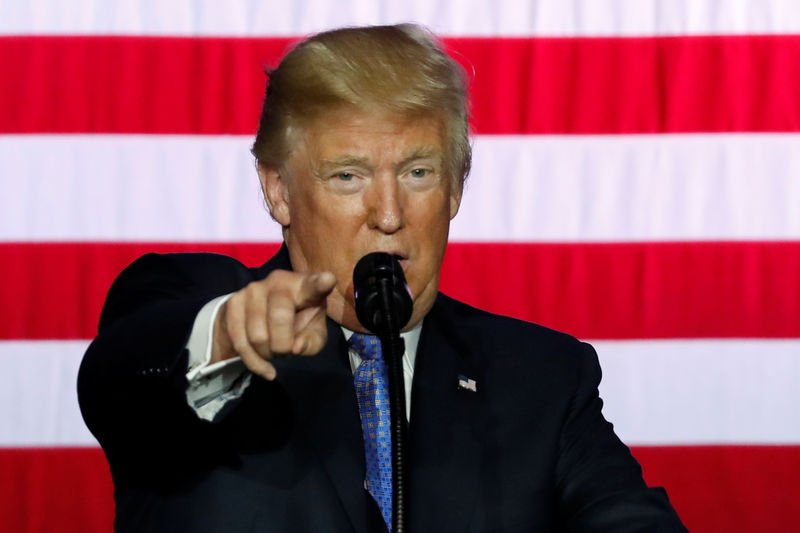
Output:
[
  {"xmin": 248, "ymin": 329, "xmax": 268, "ymax": 346},
  {"xmin": 268, "ymin": 304, "xmax": 294, "ymax": 324},
  {"xmin": 265, "ymin": 269, "xmax": 293, "ymax": 287},
  {"xmin": 231, "ymin": 338, "xmax": 251, "ymax": 354},
  {"xmin": 270, "ymin": 340, "xmax": 292, "ymax": 354},
  {"xmin": 238, "ymin": 280, "xmax": 267, "ymax": 302},
  {"xmin": 229, "ymin": 289, "xmax": 247, "ymax": 307}
]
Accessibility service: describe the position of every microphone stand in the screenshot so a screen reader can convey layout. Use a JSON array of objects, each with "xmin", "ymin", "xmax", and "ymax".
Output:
[
  {"xmin": 353, "ymin": 252, "xmax": 412, "ymax": 533},
  {"xmin": 375, "ymin": 278, "xmax": 408, "ymax": 533}
]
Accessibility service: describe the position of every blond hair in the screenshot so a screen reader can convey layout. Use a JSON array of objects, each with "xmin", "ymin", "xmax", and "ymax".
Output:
[{"xmin": 251, "ymin": 24, "xmax": 471, "ymax": 187}]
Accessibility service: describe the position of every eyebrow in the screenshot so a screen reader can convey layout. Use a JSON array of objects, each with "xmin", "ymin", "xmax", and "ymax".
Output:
[
  {"xmin": 317, "ymin": 155, "xmax": 371, "ymax": 172},
  {"xmin": 322, "ymin": 146, "xmax": 440, "ymax": 167},
  {"xmin": 397, "ymin": 146, "xmax": 441, "ymax": 168}
]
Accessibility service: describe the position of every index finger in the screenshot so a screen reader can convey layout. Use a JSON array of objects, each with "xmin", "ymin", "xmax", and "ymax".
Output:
[{"xmin": 295, "ymin": 271, "xmax": 337, "ymax": 308}]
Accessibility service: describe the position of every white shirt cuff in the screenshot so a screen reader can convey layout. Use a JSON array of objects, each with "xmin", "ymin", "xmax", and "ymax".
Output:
[{"xmin": 185, "ymin": 293, "xmax": 251, "ymax": 421}]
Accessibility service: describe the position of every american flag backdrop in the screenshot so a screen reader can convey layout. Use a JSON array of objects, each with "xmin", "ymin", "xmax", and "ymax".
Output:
[{"xmin": 1, "ymin": 1, "xmax": 799, "ymax": 531}]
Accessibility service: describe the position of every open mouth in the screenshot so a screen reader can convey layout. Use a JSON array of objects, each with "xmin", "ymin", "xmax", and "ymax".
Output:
[
  {"xmin": 359, "ymin": 251, "xmax": 409, "ymax": 274},
  {"xmin": 391, "ymin": 254, "xmax": 409, "ymax": 272}
]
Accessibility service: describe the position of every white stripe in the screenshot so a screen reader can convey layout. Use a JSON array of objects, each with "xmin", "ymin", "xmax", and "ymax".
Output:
[
  {"xmin": 3, "ymin": 133, "xmax": 799, "ymax": 242},
  {"xmin": 595, "ymin": 339, "xmax": 800, "ymax": 445},
  {"xmin": 457, "ymin": 133, "xmax": 800, "ymax": 242},
  {"xmin": 1, "ymin": 135, "xmax": 284, "ymax": 243},
  {"xmin": 2, "ymin": 338, "xmax": 798, "ymax": 446},
  {"xmin": 0, "ymin": 341, "xmax": 95, "ymax": 446},
  {"xmin": 1, "ymin": 0, "xmax": 799, "ymax": 37}
]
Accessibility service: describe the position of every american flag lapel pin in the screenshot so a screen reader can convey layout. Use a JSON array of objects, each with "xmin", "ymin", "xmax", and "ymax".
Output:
[{"xmin": 457, "ymin": 374, "xmax": 477, "ymax": 392}]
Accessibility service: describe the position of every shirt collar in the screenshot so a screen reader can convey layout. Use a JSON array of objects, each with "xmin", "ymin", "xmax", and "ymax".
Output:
[{"xmin": 342, "ymin": 322, "xmax": 422, "ymax": 374}]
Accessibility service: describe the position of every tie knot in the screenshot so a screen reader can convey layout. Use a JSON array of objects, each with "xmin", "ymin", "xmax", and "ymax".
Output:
[{"xmin": 349, "ymin": 333, "xmax": 383, "ymax": 361}]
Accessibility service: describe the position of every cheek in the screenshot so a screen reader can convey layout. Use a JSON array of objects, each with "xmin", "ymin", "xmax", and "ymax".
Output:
[
  {"xmin": 294, "ymin": 192, "xmax": 359, "ymax": 241},
  {"xmin": 408, "ymin": 204, "xmax": 451, "ymax": 273},
  {"xmin": 411, "ymin": 198, "xmax": 452, "ymax": 243}
]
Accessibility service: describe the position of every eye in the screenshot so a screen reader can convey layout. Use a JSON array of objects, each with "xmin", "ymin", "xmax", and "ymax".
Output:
[
  {"xmin": 326, "ymin": 170, "xmax": 364, "ymax": 194},
  {"xmin": 410, "ymin": 168, "xmax": 429, "ymax": 178}
]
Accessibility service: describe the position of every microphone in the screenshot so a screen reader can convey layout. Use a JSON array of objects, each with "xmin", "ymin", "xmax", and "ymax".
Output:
[
  {"xmin": 352, "ymin": 252, "xmax": 412, "ymax": 533},
  {"xmin": 353, "ymin": 252, "xmax": 413, "ymax": 335}
]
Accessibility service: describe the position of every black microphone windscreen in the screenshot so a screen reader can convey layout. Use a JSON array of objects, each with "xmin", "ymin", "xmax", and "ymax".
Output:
[{"xmin": 353, "ymin": 252, "xmax": 413, "ymax": 334}]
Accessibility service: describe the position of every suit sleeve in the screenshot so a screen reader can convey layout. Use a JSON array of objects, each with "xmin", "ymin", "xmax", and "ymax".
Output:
[
  {"xmin": 555, "ymin": 342, "xmax": 688, "ymax": 532},
  {"xmin": 77, "ymin": 253, "xmax": 257, "ymax": 484}
]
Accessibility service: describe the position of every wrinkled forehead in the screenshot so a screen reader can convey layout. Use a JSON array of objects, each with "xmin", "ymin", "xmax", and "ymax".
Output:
[
  {"xmin": 286, "ymin": 106, "xmax": 447, "ymax": 167},
  {"xmin": 295, "ymin": 102, "xmax": 444, "ymax": 136}
]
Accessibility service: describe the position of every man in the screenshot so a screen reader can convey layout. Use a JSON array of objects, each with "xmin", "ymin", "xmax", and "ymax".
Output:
[{"xmin": 78, "ymin": 24, "xmax": 687, "ymax": 532}]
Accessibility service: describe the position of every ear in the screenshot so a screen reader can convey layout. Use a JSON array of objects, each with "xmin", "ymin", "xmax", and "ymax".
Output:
[
  {"xmin": 449, "ymin": 178, "xmax": 463, "ymax": 220},
  {"xmin": 258, "ymin": 164, "xmax": 291, "ymax": 226}
]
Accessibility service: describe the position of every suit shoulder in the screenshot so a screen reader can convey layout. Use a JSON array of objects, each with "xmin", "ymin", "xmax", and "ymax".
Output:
[
  {"xmin": 432, "ymin": 292, "xmax": 593, "ymax": 360},
  {"xmin": 436, "ymin": 293, "xmax": 585, "ymax": 347},
  {"xmin": 131, "ymin": 251, "xmax": 255, "ymax": 274},
  {"xmin": 111, "ymin": 251, "xmax": 259, "ymax": 293},
  {"xmin": 98, "ymin": 252, "xmax": 262, "ymax": 331}
]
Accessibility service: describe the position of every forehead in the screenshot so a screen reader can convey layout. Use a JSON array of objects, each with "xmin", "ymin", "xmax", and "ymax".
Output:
[{"xmin": 295, "ymin": 108, "xmax": 445, "ymax": 162}]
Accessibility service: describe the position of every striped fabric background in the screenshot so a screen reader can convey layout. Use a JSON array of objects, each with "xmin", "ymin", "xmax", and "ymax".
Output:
[{"xmin": 1, "ymin": 1, "xmax": 799, "ymax": 531}]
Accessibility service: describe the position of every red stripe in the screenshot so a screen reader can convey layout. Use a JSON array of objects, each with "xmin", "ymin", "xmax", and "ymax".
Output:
[
  {"xmin": 0, "ymin": 445, "xmax": 796, "ymax": 533},
  {"xmin": 439, "ymin": 241, "xmax": 800, "ymax": 339},
  {"xmin": 0, "ymin": 36, "xmax": 291, "ymax": 135},
  {"xmin": 2, "ymin": 241, "xmax": 798, "ymax": 340},
  {"xmin": 632, "ymin": 445, "xmax": 800, "ymax": 533},
  {"xmin": 0, "ymin": 242, "xmax": 282, "ymax": 340},
  {"xmin": 448, "ymin": 34, "xmax": 800, "ymax": 134},
  {"xmin": 0, "ymin": 447, "xmax": 114, "ymax": 533},
  {"xmin": 2, "ymin": 35, "xmax": 800, "ymax": 134}
]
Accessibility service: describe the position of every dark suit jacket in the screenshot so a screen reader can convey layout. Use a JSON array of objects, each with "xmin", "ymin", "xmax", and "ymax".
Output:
[{"xmin": 78, "ymin": 247, "xmax": 687, "ymax": 532}]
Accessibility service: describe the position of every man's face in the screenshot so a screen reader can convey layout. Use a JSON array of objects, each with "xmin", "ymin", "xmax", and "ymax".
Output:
[{"xmin": 259, "ymin": 108, "xmax": 462, "ymax": 332}]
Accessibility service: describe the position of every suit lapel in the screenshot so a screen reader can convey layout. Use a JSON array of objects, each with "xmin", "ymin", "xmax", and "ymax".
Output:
[
  {"xmin": 255, "ymin": 246, "xmax": 382, "ymax": 532},
  {"xmin": 313, "ymin": 325, "xmax": 380, "ymax": 533},
  {"xmin": 407, "ymin": 297, "xmax": 483, "ymax": 531},
  {"xmin": 276, "ymin": 319, "xmax": 383, "ymax": 533}
]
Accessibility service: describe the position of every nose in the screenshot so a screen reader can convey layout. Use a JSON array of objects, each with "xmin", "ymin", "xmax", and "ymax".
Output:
[{"xmin": 366, "ymin": 174, "xmax": 405, "ymax": 234}]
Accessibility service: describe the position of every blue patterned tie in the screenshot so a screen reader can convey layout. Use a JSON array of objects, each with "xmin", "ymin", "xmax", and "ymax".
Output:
[{"xmin": 350, "ymin": 333, "xmax": 393, "ymax": 531}]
